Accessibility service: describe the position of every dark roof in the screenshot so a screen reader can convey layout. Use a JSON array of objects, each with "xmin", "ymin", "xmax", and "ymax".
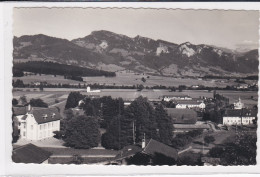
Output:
[
  {"xmin": 29, "ymin": 107, "xmax": 62, "ymax": 124},
  {"xmin": 173, "ymin": 124, "xmax": 210, "ymax": 129},
  {"xmin": 143, "ymin": 139, "xmax": 178, "ymax": 161},
  {"xmin": 166, "ymin": 108, "xmax": 197, "ymax": 124},
  {"xmin": 13, "ymin": 106, "xmax": 27, "ymax": 116},
  {"xmin": 115, "ymin": 145, "xmax": 142, "ymax": 160},
  {"xmin": 224, "ymin": 109, "xmax": 257, "ymax": 117},
  {"xmin": 12, "ymin": 144, "xmax": 52, "ymax": 163}
]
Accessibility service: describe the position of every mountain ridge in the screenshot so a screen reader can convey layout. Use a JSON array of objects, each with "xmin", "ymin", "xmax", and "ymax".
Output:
[{"xmin": 13, "ymin": 31, "xmax": 259, "ymax": 77}]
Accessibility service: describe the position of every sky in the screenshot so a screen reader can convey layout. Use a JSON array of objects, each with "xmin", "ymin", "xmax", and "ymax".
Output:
[{"xmin": 13, "ymin": 8, "xmax": 259, "ymax": 50}]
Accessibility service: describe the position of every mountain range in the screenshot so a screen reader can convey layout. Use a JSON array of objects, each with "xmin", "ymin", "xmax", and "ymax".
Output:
[{"xmin": 13, "ymin": 30, "xmax": 259, "ymax": 77}]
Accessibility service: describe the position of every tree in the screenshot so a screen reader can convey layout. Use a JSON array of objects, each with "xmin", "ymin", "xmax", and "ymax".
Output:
[
  {"xmin": 29, "ymin": 98, "xmax": 48, "ymax": 108},
  {"xmin": 141, "ymin": 77, "xmax": 146, "ymax": 83},
  {"xmin": 208, "ymin": 133, "xmax": 256, "ymax": 165},
  {"xmin": 63, "ymin": 115, "xmax": 101, "ymax": 149},
  {"xmin": 154, "ymin": 104, "xmax": 173, "ymax": 145},
  {"xmin": 19, "ymin": 95, "xmax": 27, "ymax": 105},
  {"xmin": 12, "ymin": 98, "xmax": 18, "ymax": 106},
  {"xmin": 65, "ymin": 92, "xmax": 84, "ymax": 109},
  {"xmin": 204, "ymin": 135, "xmax": 215, "ymax": 145}
]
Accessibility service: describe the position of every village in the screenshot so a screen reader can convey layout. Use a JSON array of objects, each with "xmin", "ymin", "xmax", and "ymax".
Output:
[{"xmin": 11, "ymin": 86, "xmax": 257, "ymax": 165}]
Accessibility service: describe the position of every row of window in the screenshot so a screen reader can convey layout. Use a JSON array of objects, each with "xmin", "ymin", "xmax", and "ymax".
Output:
[{"xmin": 39, "ymin": 121, "xmax": 59, "ymax": 130}]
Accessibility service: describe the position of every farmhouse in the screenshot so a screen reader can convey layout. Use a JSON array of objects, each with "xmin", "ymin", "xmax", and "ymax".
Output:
[
  {"xmin": 12, "ymin": 143, "xmax": 52, "ymax": 164},
  {"xmin": 16, "ymin": 105, "xmax": 61, "ymax": 141},
  {"xmin": 163, "ymin": 95, "xmax": 192, "ymax": 102},
  {"xmin": 175, "ymin": 100, "xmax": 205, "ymax": 109},
  {"xmin": 223, "ymin": 109, "xmax": 257, "ymax": 126},
  {"xmin": 166, "ymin": 108, "xmax": 197, "ymax": 124}
]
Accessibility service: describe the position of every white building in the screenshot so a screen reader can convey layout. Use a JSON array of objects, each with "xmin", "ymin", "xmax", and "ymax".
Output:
[
  {"xmin": 163, "ymin": 95, "xmax": 192, "ymax": 102},
  {"xmin": 86, "ymin": 86, "xmax": 101, "ymax": 93},
  {"xmin": 15, "ymin": 106, "xmax": 61, "ymax": 141},
  {"xmin": 175, "ymin": 100, "xmax": 206, "ymax": 109},
  {"xmin": 223, "ymin": 109, "xmax": 257, "ymax": 126},
  {"xmin": 234, "ymin": 97, "xmax": 244, "ymax": 110}
]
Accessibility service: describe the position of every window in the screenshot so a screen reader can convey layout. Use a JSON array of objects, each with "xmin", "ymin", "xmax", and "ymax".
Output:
[
  {"xmin": 31, "ymin": 125, "xmax": 33, "ymax": 130},
  {"xmin": 23, "ymin": 132, "xmax": 26, "ymax": 137},
  {"xmin": 23, "ymin": 124, "xmax": 26, "ymax": 129}
]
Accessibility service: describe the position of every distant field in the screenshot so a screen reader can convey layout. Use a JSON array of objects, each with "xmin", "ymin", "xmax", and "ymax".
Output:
[
  {"xmin": 83, "ymin": 72, "xmax": 239, "ymax": 87},
  {"xmin": 13, "ymin": 72, "xmax": 254, "ymax": 88}
]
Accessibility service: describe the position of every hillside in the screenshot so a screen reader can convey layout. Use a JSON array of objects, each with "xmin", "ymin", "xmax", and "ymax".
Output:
[{"xmin": 13, "ymin": 31, "xmax": 259, "ymax": 77}]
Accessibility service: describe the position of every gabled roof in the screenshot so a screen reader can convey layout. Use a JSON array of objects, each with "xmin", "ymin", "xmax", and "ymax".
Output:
[
  {"xmin": 28, "ymin": 107, "xmax": 62, "ymax": 124},
  {"xmin": 166, "ymin": 108, "xmax": 197, "ymax": 124},
  {"xmin": 224, "ymin": 109, "xmax": 257, "ymax": 117},
  {"xmin": 12, "ymin": 144, "xmax": 52, "ymax": 163},
  {"xmin": 143, "ymin": 139, "xmax": 178, "ymax": 161},
  {"xmin": 176, "ymin": 100, "xmax": 204, "ymax": 105},
  {"xmin": 13, "ymin": 106, "xmax": 27, "ymax": 116}
]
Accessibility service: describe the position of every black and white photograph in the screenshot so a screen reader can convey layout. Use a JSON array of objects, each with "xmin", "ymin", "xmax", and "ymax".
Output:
[{"xmin": 11, "ymin": 7, "xmax": 258, "ymax": 166}]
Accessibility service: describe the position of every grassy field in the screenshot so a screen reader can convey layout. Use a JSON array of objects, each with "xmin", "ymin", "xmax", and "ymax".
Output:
[
  {"xmin": 14, "ymin": 72, "xmax": 242, "ymax": 88},
  {"xmin": 83, "ymin": 72, "xmax": 239, "ymax": 88}
]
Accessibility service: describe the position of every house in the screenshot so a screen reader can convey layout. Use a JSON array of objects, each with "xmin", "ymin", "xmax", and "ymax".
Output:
[
  {"xmin": 106, "ymin": 139, "xmax": 178, "ymax": 165},
  {"xmin": 16, "ymin": 106, "xmax": 61, "ymax": 141},
  {"xmin": 233, "ymin": 97, "xmax": 244, "ymax": 109},
  {"xmin": 12, "ymin": 143, "xmax": 52, "ymax": 164},
  {"xmin": 166, "ymin": 108, "xmax": 197, "ymax": 124},
  {"xmin": 162, "ymin": 95, "xmax": 192, "ymax": 102},
  {"xmin": 142, "ymin": 139, "xmax": 178, "ymax": 162},
  {"xmin": 86, "ymin": 86, "xmax": 101, "ymax": 93},
  {"xmin": 223, "ymin": 109, "xmax": 257, "ymax": 126},
  {"xmin": 175, "ymin": 100, "xmax": 205, "ymax": 109},
  {"xmin": 173, "ymin": 124, "xmax": 210, "ymax": 133}
]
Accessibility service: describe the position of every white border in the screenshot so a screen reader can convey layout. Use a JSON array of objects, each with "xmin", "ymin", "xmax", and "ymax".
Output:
[{"xmin": 1, "ymin": 2, "xmax": 260, "ymax": 176}]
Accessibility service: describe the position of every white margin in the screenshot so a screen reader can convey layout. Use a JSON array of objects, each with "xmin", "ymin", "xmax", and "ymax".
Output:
[{"xmin": 1, "ymin": 1, "xmax": 260, "ymax": 176}]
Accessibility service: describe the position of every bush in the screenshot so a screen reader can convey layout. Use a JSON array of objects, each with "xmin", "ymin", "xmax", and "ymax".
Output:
[{"xmin": 204, "ymin": 135, "xmax": 215, "ymax": 145}]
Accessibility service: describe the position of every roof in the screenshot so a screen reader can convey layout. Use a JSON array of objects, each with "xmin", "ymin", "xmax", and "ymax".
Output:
[
  {"xmin": 224, "ymin": 109, "xmax": 257, "ymax": 117},
  {"xmin": 166, "ymin": 108, "xmax": 197, "ymax": 124},
  {"xmin": 175, "ymin": 100, "xmax": 204, "ymax": 105},
  {"xmin": 28, "ymin": 107, "xmax": 62, "ymax": 124},
  {"xmin": 115, "ymin": 145, "xmax": 142, "ymax": 160},
  {"xmin": 163, "ymin": 95, "xmax": 191, "ymax": 98},
  {"xmin": 13, "ymin": 106, "xmax": 27, "ymax": 116},
  {"xmin": 12, "ymin": 144, "xmax": 52, "ymax": 163},
  {"xmin": 143, "ymin": 139, "xmax": 178, "ymax": 161},
  {"xmin": 173, "ymin": 123, "xmax": 210, "ymax": 129}
]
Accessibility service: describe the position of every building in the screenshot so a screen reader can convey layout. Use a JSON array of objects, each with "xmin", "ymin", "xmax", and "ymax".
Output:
[
  {"xmin": 12, "ymin": 143, "xmax": 52, "ymax": 164},
  {"xmin": 166, "ymin": 108, "xmax": 197, "ymax": 124},
  {"xmin": 163, "ymin": 95, "xmax": 192, "ymax": 102},
  {"xmin": 86, "ymin": 86, "xmax": 101, "ymax": 93},
  {"xmin": 234, "ymin": 97, "xmax": 244, "ymax": 109},
  {"xmin": 16, "ymin": 106, "xmax": 61, "ymax": 141},
  {"xmin": 142, "ymin": 139, "xmax": 178, "ymax": 162},
  {"xmin": 175, "ymin": 100, "xmax": 206, "ymax": 109},
  {"xmin": 223, "ymin": 109, "xmax": 257, "ymax": 126}
]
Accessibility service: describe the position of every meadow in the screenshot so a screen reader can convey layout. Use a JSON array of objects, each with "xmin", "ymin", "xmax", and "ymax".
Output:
[{"xmin": 13, "ymin": 72, "xmax": 242, "ymax": 88}]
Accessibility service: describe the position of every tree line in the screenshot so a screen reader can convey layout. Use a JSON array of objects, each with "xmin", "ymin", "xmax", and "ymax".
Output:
[{"xmin": 13, "ymin": 61, "xmax": 116, "ymax": 77}]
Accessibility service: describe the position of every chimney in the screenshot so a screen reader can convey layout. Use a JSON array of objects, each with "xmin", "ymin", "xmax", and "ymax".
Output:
[{"xmin": 142, "ymin": 133, "xmax": 146, "ymax": 149}]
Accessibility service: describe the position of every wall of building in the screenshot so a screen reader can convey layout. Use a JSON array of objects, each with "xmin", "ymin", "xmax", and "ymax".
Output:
[
  {"xmin": 223, "ymin": 116, "xmax": 255, "ymax": 125},
  {"xmin": 38, "ymin": 120, "xmax": 60, "ymax": 140}
]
